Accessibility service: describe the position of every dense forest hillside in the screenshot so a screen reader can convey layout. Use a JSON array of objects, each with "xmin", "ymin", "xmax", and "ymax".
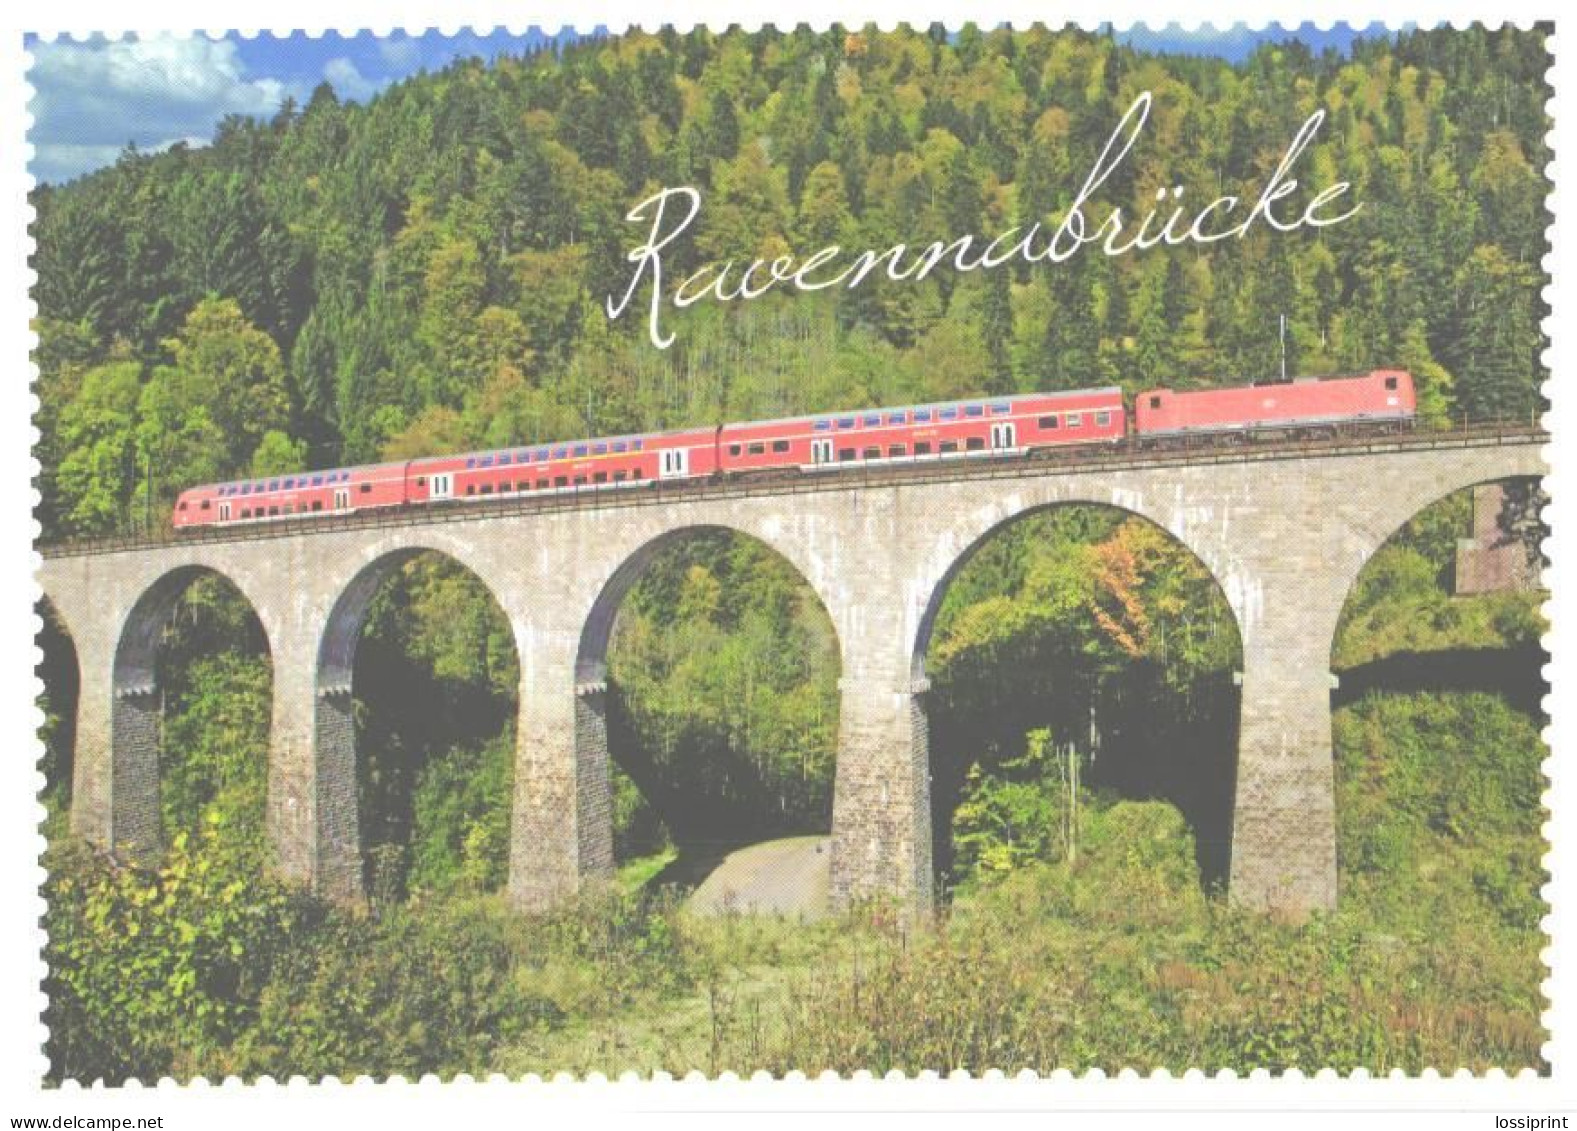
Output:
[{"xmin": 32, "ymin": 24, "xmax": 1549, "ymax": 538}]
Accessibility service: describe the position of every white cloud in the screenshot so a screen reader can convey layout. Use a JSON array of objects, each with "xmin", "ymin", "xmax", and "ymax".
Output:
[
  {"xmin": 28, "ymin": 35, "xmax": 297, "ymax": 183},
  {"xmin": 322, "ymin": 56, "xmax": 384, "ymax": 103},
  {"xmin": 376, "ymin": 38, "xmax": 421, "ymax": 69}
]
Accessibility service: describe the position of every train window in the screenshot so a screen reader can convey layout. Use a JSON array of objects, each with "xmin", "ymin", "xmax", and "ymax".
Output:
[
  {"xmin": 614, "ymin": 470, "xmax": 627, "ymax": 482},
  {"xmin": 481, "ymin": 456, "xmax": 494, "ymax": 468},
  {"xmin": 940, "ymin": 408, "xmax": 958, "ymax": 420},
  {"xmin": 467, "ymin": 458, "xmax": 477, "ymax": 469},
  {"xmin": 574, "ymin": 445, "xmax": 589, "ymax": 457},
  {"xmin": 416, "ymin": 477, "xmax": 426, "ymax": 487},
  {"xmin": 772, "ymin": 440, "xmax": 790, "ymax": 453},
  {"xmin": 1039, "ymin": 415, "xmax": 1059, "ymax": 429},
  {"xmin": 283, "ymin": 505, "xmax": 294, "ymax": 515},
  {"xmin": 965, "ymin": 405, "xmax": 984, "ymax": 417},
  {"xmin": 632, "ymin": 468, "xmax": 643, "ymax": 478},
  {"xmin": 863, "ymin": 414, "xmax": 881, "ymax": 426},
  {"xmin": 554, "ymin": 447, "xmax": 568, "ymax": 459},
  {"xmin": 268, "ymin": 507, "xmax": 279, "ymax": 516},
  {"xmin": 594, "ymin": 471, "xmax": 608, "ymax": 484},
  {"xmin": 814, "ymin": 420, "xmax": 831, "ymax": 431},
  {"xmin": 838, "ymin": 417, "xmax": 855, "ymax": 429},
  {"xmin": 915, "ymin": 409, "xmax": 932, "ymax": 422},
  {"xmin": 1067, "ymin": 413, "xmax": 1083, "ymax": 428},
  {"xmin": 633, "ymin": 440, "xmax": 644, "ymax": 451},
  {"xmin": 863, "ymin": 446, "xmax": 881, "ymax": 459},
  {"xmin": 200, "ymin": 500, "xmax": 210, "ymax": 510},
  {"xmin": 573, "ymin": 475, "xmax": 587, "ymax": 486},
  {"xmin": 178, "ymin": 501, "xmax": 188, "ymax": 510},
  {"xmin": 537, "ymin": 449, "xmax": 549, "ymax": 461},
  {"xmin": 466, "ymin": 485, "xmax": 476, "ymax": 496},
  {"xmin": 888, "ymin": 444, "xmax": 906, "ymax": 457},
  {"xmin": 888, "ymin": 413, "xmax": 906, "ymax": 425},
  {"xmin": 312, "ymin": 475, "xmax": 323, "ymax": 486},
  {"xmin": 555, "ymin": 476, "xmax": 568, "ymax": 488},
  {"xmin": 613, "ymin": 441, "xmax": 627, "ymax": 453},
  {"xmin": 748, "ymin": 442, "xmax": 766, "ymax": 455},
  {"xmin": 1384, "ymin": 376, "xmax": 1398, "ymax": 390},
  {"xmin": 966, "ymin": 437, "xmax": 985, "ymax": 451},
  {"xmin": 839, "ymin": 448, "xmax": 856, "ymax": 462},
  {"xmin": 360, "ymin": 483, "xmax": 372, "ymax": 493},
  {"xmin": 241, "ymin": 509, "xmax": 251, "ymax": 519},
  {"xmin": 940, "ymin": 440, "xmax": 959, "ymax": 454},
  {"xmin": 269, "ymin": 480, "xmax": 280, "ymax": 491},
  {"xmin": 729, "ymin": 444, "xmax": 742, "ymax": 456},
  {"xmin": 481, "ymin": 484, "xmax": 493, "ymax": 495},
  {"xmin": 499, "ymin": 454, "xmax": 512, "ymax": 466},
  {"xmin": 1149, "ymin": 395, "xmax": 1161, "ymax": 409},
  {"xmin": 1095, "ymin": 411, "xmax": 1111, "ymax": 426},
  {"xmin": 915, "ymin": 441, "xmax": 932, "ymax": 455},
  {"xmin": 990, "ymin": 403, "xmax": 1010, "ymax": 415},
  {"xmin": 284, "ymin": 478, "xmax": 295, "ymax": 488},
  {"xmin": 312, "ymin": 501, "xmax": 323, "ymax": 512}
]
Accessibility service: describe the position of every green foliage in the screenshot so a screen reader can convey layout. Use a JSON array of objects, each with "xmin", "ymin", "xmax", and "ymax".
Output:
[
  {"xmin": 160, "ymin": 654, "xmax": 272, "ymax": 859},
  {"xmin": 1333, "ymin": 490, "xmax": 1546, "ymax": 668},
  {"xmin": 608, "ymin": 532, "xmax": 840, "ymax": 843},
  {"xmin": 1335, "ymin": 692, "xmax": 1548, "ymax": 934},
  {"xmin": 930, "ymin": 506, "xmax": 1241, "ymax": 886},
  {"xmin": 31, "ymin": 26, "xmax": 1552, "ymax": 540},
  {"xmin": 408, "ymin": 735, "xmax": 514, "ymax": 895},
  {"xmin": 43, "ymin": 825, "xmax": 306, "ymax": 1082}
]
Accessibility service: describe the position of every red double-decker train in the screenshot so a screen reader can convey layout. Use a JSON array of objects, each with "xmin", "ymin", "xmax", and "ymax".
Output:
[{"xmin": 172, "ymin": 370, "xmax": 1414, "ymax": 530}]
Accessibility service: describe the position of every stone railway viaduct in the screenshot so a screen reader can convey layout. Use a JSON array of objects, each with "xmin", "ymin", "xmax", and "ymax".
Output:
[{"xmin": 37, "ymin": 429, "xmax": 1546, "ymax": 915}]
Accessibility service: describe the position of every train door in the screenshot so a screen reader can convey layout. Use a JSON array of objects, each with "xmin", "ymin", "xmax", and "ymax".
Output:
[
  {"xmin": 219, "ymin": 502, "xmax": 231, "ymax": 522},
  {"xmin": 990, "ymin": 422, "xmax": 1017, "ymax": 451},
  {"xmin": 334, "ymin": 487, "xmax": 351, "ymax": 510},
  {"xmin": 660, "ymin": 448, "xmax": 690, "ymax": 479},
  {"xmin": 811, "ymin": 438, "xmax": 833, "ymax": 466},
  {"xmin": 429, "ymin": 473, "xmax": 452, "ymax": 500}
]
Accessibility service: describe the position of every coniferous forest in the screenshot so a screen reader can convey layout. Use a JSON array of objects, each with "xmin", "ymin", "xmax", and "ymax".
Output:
[{"xmin": 33, "ymin": 25, "xmax": 1551, "ymax": 1081}]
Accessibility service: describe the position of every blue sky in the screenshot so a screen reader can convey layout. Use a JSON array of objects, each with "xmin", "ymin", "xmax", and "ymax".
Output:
[{"xmin": 27, "ymin": 23, "xmax": 1399, "ymax": 185}]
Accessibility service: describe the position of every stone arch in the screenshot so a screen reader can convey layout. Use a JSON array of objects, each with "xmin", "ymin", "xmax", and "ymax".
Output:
[
  {"xmin": 576, "ymin": 521, "xmax": 844, "ymax": 686},
  {"xmin": 907, "ymin": 498, "xmax": 1246, "ymax": 888},
  {"xmin": 572, "ymin": 523, "xmax": 844, "ymax": 876},
  {"xmin": 36, "ymin": 595, "xmax": 81, "ymax": 816},
  {"xmin": 110, "ymin": 564, "xmax": 273, "ymax": 862},
  {"xmin": 313, "ymin": 544, "xmax": 520, "ymax": 903},
  {"xmin": 912, "ymin": 497, "xmax": 1243, "ymax": 682},
  {"xmin": 1329, "ymin": 474, "xmax": 1547, "ymax": 709}
]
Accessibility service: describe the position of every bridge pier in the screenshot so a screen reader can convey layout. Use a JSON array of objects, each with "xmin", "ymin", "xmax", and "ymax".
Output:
[
  {"xmin": 67, "ymin": 644, "xmax": 155, "ymax": 860},
  {"xmin": 829, "ymin": 672, "xmax": 934, "ymax": 914},
  {"xmin": 507, "ymin": 636, "xmax": 615, "ymax": 913},
  {"xmin": 1229, "ymin": 632, "xmax": 1340, "ymax": 913}
]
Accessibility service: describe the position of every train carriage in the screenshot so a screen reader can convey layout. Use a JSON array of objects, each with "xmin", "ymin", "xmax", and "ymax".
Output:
[
  {"xmin": 717, "ymin": 388, "xmax": 1126, "ymax": 476},
  {"xmin": 405, "ymin": 426, "xmax": 718, "ymax": 504},
  {"xmin": 173, "ymin": 463, "xmax": 405, "ymax": 529}
]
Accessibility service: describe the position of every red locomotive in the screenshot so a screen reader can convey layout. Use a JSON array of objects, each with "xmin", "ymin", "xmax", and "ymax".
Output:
[
  {"xmin": 171, "ymin": 371, "xmax": 1413, "ymax": 530},
  {"xmin": 1135, "ymin": 369, "xmax": 1415, "ymax": 443}
]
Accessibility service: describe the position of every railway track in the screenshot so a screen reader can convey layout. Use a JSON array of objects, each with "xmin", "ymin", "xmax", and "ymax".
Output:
[{"xmin": 37, "ymin": 421, "xmax": 1549, "ymax": 560}]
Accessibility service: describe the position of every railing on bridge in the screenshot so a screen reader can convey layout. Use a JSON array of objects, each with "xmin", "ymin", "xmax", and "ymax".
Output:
[{"xmin": 36, "ymin": 419, "xmax": 1548, "ymax": 559}]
